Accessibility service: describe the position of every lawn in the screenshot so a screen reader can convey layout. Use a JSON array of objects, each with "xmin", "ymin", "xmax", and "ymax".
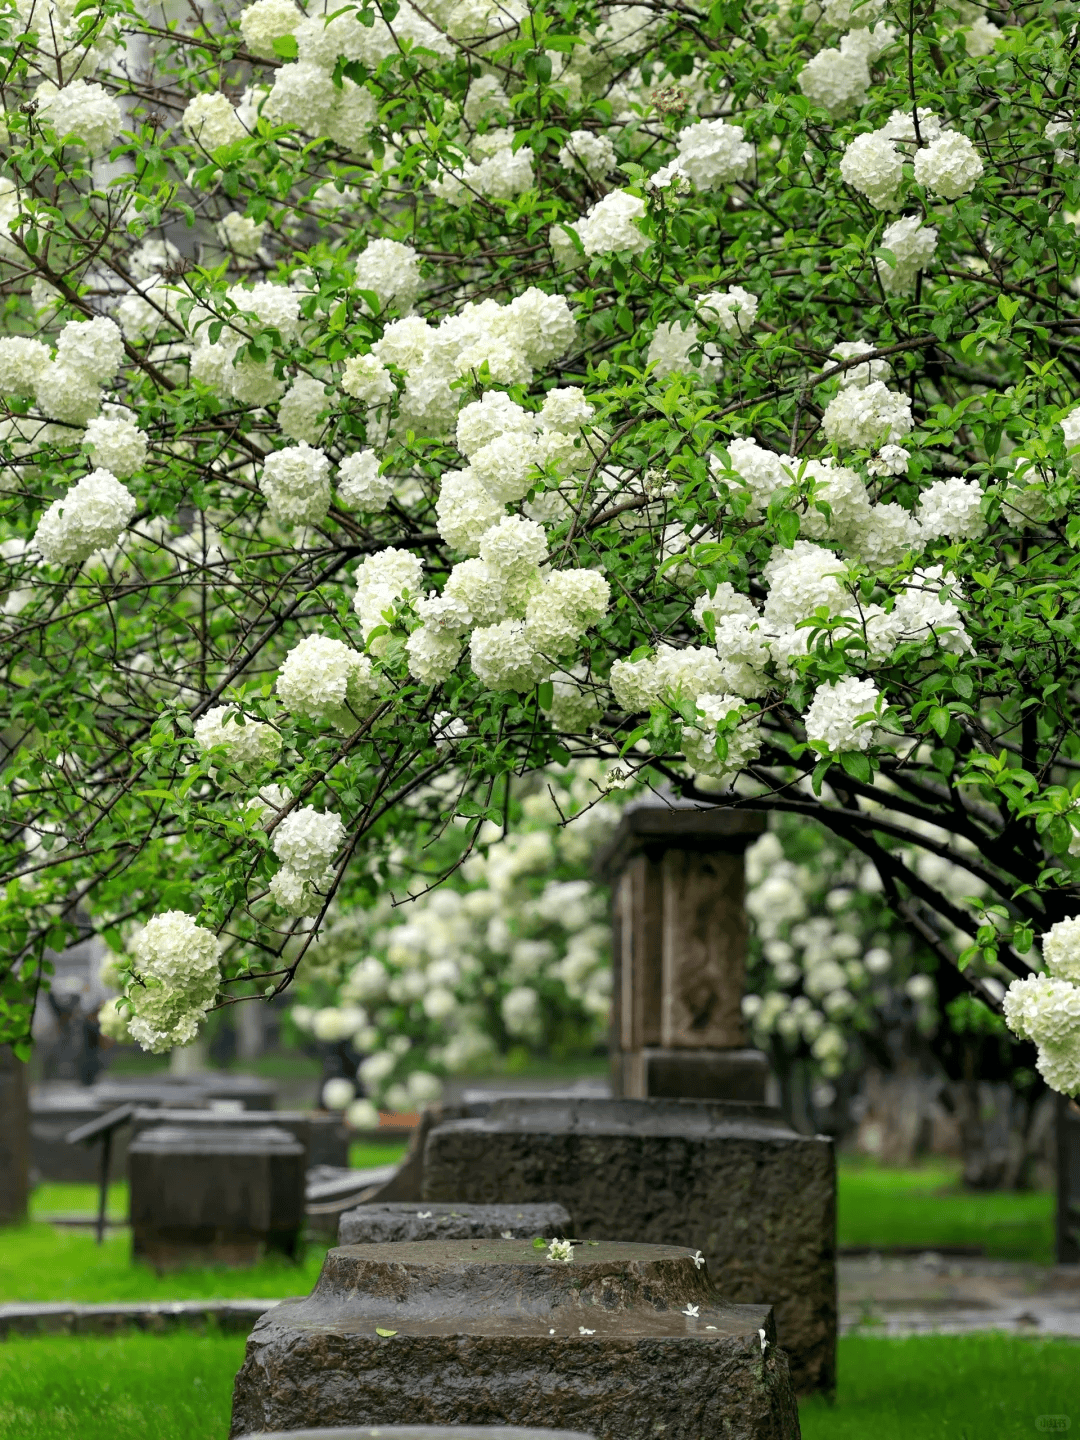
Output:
[
  {"xmin": 836, "ymin": 1156, "xmax": 1056, "ymax": 1262},
  {"xmin": 0, "ymin": 1331, "xmax": 1074, "ymax": 1440}
]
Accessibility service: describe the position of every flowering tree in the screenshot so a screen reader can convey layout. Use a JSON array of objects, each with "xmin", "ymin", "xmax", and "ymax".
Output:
[{"xmin": 2, "ymin": 0, "xmax": 1080, "ymax": 1092}]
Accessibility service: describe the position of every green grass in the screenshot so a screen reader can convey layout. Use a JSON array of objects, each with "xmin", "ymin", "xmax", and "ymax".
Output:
[
  {"xmin": 837, "ymin": 1156, "xmax": 1055, "ymax": 1262},
  {"xmin": 0, "ymin": 1330, "xmax": 246, "ymax": 1440},
  {"xmin": 0, "ymin": 1332, "xmax": 1074, "ymax": 1440},
  {"xmin": 801, "ymin": 1334, "xmax": 1080, "ymax": 1439},
  {"xmin": 349, "ymin": 1139, "xmax": 409, "ymax": 1169}
]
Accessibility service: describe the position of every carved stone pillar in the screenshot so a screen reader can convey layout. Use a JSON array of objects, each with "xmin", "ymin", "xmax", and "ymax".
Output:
[{"xmin": 598, "ymin": 800, "xmax": 768, "ymax": 1102}]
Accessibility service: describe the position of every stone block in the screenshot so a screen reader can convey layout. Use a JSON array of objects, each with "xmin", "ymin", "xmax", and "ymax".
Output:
[
  {"xmin": 238, "ymin": 1428, "xmax": 597, "ymax": 1440},
  {"xmin": 229, "ymin": 1239, "xmax": 799, "ymax": 1440},
  {"xmin": 129, "ymin": 1122, "xmax": 305, "ymax": 1269},
  {"xmin": 422, "ymin": 1097, "xmax": 835, "ymax": 1395},
  {"xmin": 338, "ymin": 1201, "xmax": 571, "ymax": 1245}
]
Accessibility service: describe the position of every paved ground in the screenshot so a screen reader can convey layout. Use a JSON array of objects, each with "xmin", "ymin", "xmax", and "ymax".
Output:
[{"xmin": 840, "ymin": 1254, "xmax": 1080, "ymax": 1336}]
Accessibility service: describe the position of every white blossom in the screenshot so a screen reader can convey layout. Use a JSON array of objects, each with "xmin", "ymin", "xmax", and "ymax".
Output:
[
  {"xmin": 1041, "ymin": 918, "xmax": 1080, "ymax": 983},
  {"xmin": 821, "ymin": 381, "xmax": 913, "ymax": 449},
  {"xmin": 576, "ymin": 190, "xmax": 650, "ymax": 256},
  {"xmin": 272, "ymin": 805, "xmax": 346, "ymax": 879},
  {"xmin": 674, "ymin": 118, "xmax": 753, "ymax": 189},
  {"xmin": 878, "ymin": 215, "xmax": 938, "ymax": 294},
  {"xmin": 239, "ymin": 0, "xmax": 302, "ymax": 57},
  {"xmin": 557, "ymin": 130, "xmax": 616, "ymax": 180},
  {"xmin": 697, "ymin": 286, "xmax": 758, "ymax": 336},
  {"xmin": 840, "ymin": 132, "xmax": 903, "ymax": 209},
  {"xmin": 338, "ymin": 450, "xmax": 393, "ymax": 511},
  {"xmin": 355, "ymin": 239, "xmax": 424, "ymax": 315},
  {"xmin": 278, "ymin": 376, "xmax": 329, "ymax": 445},
  {"xmin": 277, "ymin": 634, "xmax": 381, "ymax": 729},
  {"xmin": 917, "ymin": 477, "xmax": 986, "ymax": 540},
  {"xmin": 799, "ymin": 44, "xmax": 870, "ymax": 116},
  {"xmin": 193, "ymin": 705, "xmax": 281, "ymax": 771},
  {"xmin": 56, "ymin": 316, "xmax": 124, "ymax": 384},
  {"xmin": 217, "ymin": 211, "xmax": 267, "ymax": 257},
  {"xmin": 342, "ymin": 353, "xmax": 396, "ymax": 407},
  {"xmin": 682, "ymin": 693, "xmax": 763, "ymax": 782},
  {"xmin": 73, "ymin": 412, "xmax": 144, "ymax": 485},
  {"xmin": 124, "ymin": 912, "xmax": 222, "ymax": 1054},
  {"xmin": 804, "ymin": 676, "xmax": 881, "ymax": 753},
  {"xmin": 913, "ymin": 131, "xmax": 984, "ymax": 199},
  {"xmin": 182, "ymin": 92, "xmax": 247, "ymax": 150},
  {"xmin": 0, "ymin": 337, "xmax": 50, "ymax": 394},
  {"xmin": 525, "ymin": 569, "xmax": 610, "ymax": 656},
  {"xmin": 36, "ymin": 80, "xmax": 122, "ymax": 154},
  {"xmin": 470, "ymin": 619, "xmax": 552, "ymax": 692},
  {"xmin": 353, "ymin": 547, "xmax": 425, "ymax": 647},
  {"xmin": 540, "ymin": 387, "xmax": 594, "ymax": 434},
  {"xmin": 260, "ymin": 442, "xmax": 332, "ymax": 526},
  {"xmin": 34, "ymin": 469, "xmax": 137, "ymax": 565}
]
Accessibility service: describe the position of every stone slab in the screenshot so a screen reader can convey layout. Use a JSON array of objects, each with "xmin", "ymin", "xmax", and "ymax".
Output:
[
  {"xmin": 230, "ymin": 1239, "xmax": 800, "ymax": 1440},
  {"xmin": 239, "ymin": 1429, "xmax": 596, "ymax": 1440},
  {"xmin": 0, "ymin": 1299, "xmax": 280, "ymax": 1337},
  {"xmin": 421, "ymin": 1097, "xmax": 835, "ymax": 1395},
  {"xmin": 338, "ymin": 1202, "xmax": 571, "ymax": 1245}
]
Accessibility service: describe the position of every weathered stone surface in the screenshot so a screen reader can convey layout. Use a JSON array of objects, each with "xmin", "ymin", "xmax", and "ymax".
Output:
[
  {"xmin": 422, "ymin": 1098, "xmax": 835, "ymax": 1395},
  {"xmin": 129, "ymin": 1122, "xmax": 305, "ymax": 1269},
  {"xmin": 230, "ymin": 1240, "xmax": 800, "ymax": 1440},
  {"xmin": 238, "ymin": 1429, "xmax": 597, "ymax": 1440},
  {"xmin": 338, "ymin": 1202, "xmax": 571, "ymax": 1246}
]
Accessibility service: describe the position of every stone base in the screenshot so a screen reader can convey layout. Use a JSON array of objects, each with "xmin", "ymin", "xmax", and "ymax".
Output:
[
  {"xmin": 230, "ymin": 1240, "xmax": 800, "ymax": 1440},
  {"xmin": 338, "ymin": 1201, "xmax": 571, "ymax": 1246},
  {"xmin": 422, "ymin": 1097, "xmax": 835, "ymax": 1395},
  {"xmin": 614, "ymin": 1048, "xmax": 768, "ymax": 1102},
  {"xmin": 238, "ymin": 1428, "xmax": 597, "ymax": 1440}
]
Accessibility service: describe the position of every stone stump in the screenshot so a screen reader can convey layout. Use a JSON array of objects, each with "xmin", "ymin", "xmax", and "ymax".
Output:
[
  {"xmin": 129, "ymin": 1122, "xmax": 305, "ymax": 1268},
  {"xmin": 338, "ymin": 1201, "xmax": 571, "ymax": 1245},
  {"xmin": 422, "ymin": 1097, "xmax": 834, "ymax": 1395},
  {"xmin": 0, "ymin": 1046, "xmax": 29, "ymax": 1225},
  {"xmin": 598, "ymin": 800, "xmax": 767, "ymax": 1102},
  {"xmin": 238, "ymin": 1427, "xmax": 597, "ymax": 1440},
  {"xmin": 229, "ymin": 1239, "xmax": 800, "ymax": 1440}
]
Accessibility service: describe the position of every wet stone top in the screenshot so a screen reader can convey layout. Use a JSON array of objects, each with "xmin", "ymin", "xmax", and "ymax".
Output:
[
  {"xmin": 128, "ymin": 1123, "xmax": 304, "ymax": 1156},
  {"xmin": 263, "ymin": 1239, "xmax": 768, "ymax": 1342},
  {"xmin": 338, "ymin": 1202, "xmax": 571, "ymax": 1246},
  {"xmin": 238, "ymin": 1429, "xmax": 598, "ymax": 1440},
  {"xmin": 435, "ymin": 1095, "xmax": 800, "ymax": 1141}
]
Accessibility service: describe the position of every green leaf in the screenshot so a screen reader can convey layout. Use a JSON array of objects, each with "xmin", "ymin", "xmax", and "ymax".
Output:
[
  {"xmin": 537, "ymin": 681, "xmax": 554, "ymax": 710},
  {"xmin": 532, "ymin": 1236, "xmax": 546, "ymax": 1248},
  {"xmin": 928, "ymin": 706, "xmax": 951, "ymax": 739},
  {"xmin": 811, "ymin": 757, "xmax": 831, "ymax": 796},
  {"xmin": 375, "ymin": 1328, "xmax": 398, "ymax": 1337},
  {"xmin": 776, "ymin": 511, "xmax": 800, "ymax": 549},
  {"xmin": 839, "ymin": 751, "xmax": 871, "ymax": 784}
]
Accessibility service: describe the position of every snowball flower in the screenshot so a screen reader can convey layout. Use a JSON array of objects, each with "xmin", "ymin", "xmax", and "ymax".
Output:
[
  {"xmin": 278, "ymin": 376, "xmax": 328, "ymax": 445},
  {"xmin": 799, "ymin": 46, "xmax": 870, "ymax": 116},
  {"xmin": 913, "ymin": 132, "xmax": 984, "ymax": 200},
  {"xmin": 33, "ymin": 361, "xmax": 101, "ymax": 425},
  {"xmin": 239, "ymin": 0, "xmax": 302, "ymax": 58},
  {"xmin": 338, "ymin": 450, "xmax": 393, "ymax": 511},
  {"xmin": 182, "ymin": 92, "xmax": 247, "ymax": 150},
  {"xmin": 456, "ymin": 391, "xmax": 534, "ymax": 456},
  {"xmin": 82, "ymin": 412, "xmax": 148, "ymax": 478},
  {"xmin": 917, "ymin": 477, "xmax": 986, "ymax": 541},
  {"xmin": 353, "ymin": 547, "xmax": 425, "ymax": 646},
  {"xmin": 1042, "ymin": 918, "xmax": 1080, "ymax": 983},
  {"xmin": 470, "ymin": 619, "xmax": 552, "ymax": 692},
  {"xmin": 540, "ymin": 387, "xmax": 594, "ymax": 434},
  {"xmin": 525, "ymin": 569, "xmax": 611, "ymax": 655},
  {"xmin": 124, "ymin": 912, "xmax": 222, "ymax": 1054},
  {"xmin": 840, "ymin": 132, "xmax": 903, "ymax": 209},
  {"xmin": 217, "ymin": 212, "xmax": 266, "ymax": 257},
  {"xmin": 276, "ymin": 633, "xmax": 381, "ymax": 729},
  {"xmin": 354, "ymin": 239, "xmax": 424, "ymax": 315},
  {"xmin": 342, "ymin": 353, "xmax": 395, "ymax": 407},
  {"xmin": 674, "ymin": 119, "xmax": 753, "ymax": 189},
  {"xmin": 0, "ymin": 337, "xmax": 49, "ymax": 394},
  {"xmin": 1003, "ymin": 973, "xmax": 1080, "ymax": 1094},
  {"xmin": 267, "ymin": 61, "xmax": 338, "ymax": 133},
  {"xmin": 194, "ymin": 705, "xmax": 281, "ymax": 772},
  {"xmin": 576, "ymin": 190, "xmax": 650, "ymax": 256},
  {"xmin": 682, "ymin": 693, "xmax": 763, "ymax": 782},
  {"xmin": 435, "ymin": 468, "xmax": 505, "ymax": 553},
  {"xmin": 821, "ymin": 381, "xmax": 913, "ymax": 449},
  {"xmin": 36, "ymin": 80, "xmax": 122, "ymax": 154},
  {"xmin": 557, "ymin": 130, "xmax": 616, "ymax": 180},
  {"xmin": 56, "ymin": 316, "xmax": 124, "ymax": 384},
  {"xmin": 34, "ymin": 469, "xmax": 137, "ymax": 565},
  {"xmin": 878, "ymin": 215, "xmax": 938, "ymax": 294},
  {"xmin": 272, "ymin": 805, "xmax": 346, "ymax": 879},
  {"xmin": 268, "ymin": 866, "xmax": 325, "ymax": 917},
  {"xmin": 697, "ymin": 286, "xmax": 758, "ymax": 336},
  {"xmin": 227, "ymin": 281, "xmax": 302, "ymax": 338},
  {"xmin": 804, "ymin": 677, "xmax": 881, "ymax": 753},
  {"xmin": 259, "ymin": 442, "xmax": 332, "ymax": 527}
]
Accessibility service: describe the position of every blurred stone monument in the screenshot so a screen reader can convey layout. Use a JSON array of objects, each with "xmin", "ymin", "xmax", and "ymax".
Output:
[
  {"xmin": 0, "ymin": 1045, "xmax": 29, "ymax": 1225},
  {"xmin": 601, "ymin": 797, "xmax": 768, "ymax": 1101},
  {"xmin": 1057, "ymin": 1094, "xmax": 1080, "ymax": 1263}
]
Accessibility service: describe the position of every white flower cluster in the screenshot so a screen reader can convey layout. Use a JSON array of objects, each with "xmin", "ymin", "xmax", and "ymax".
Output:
[
  {"xmin": 878, "ymin": 215, "xmax": 939, "ymax": 294},
  {"xmin": 34, "ymin": 468, "xmax": 137, "ymax": 565},
  {"xmin": 354, "ymin": 239, "xmax": 424, "ymax": 315},
  {"xmin": 804, "ymin": 676, "xmax": 881, "ymax": 753},
  {"xmin": 698, "ymin": 286, "xmax": 758, "ymax": 336},
  {"xmin": 193, "ymin": 705, "xmax": 281, "ymax": 772},
  {"xmin": 338, "ymin": 450, "xmax": 393, "ymax": 511},
  {"xmin": 917, "ymin": 477, "xmax": 986, "ymax": 541},
  {"xmin": 0, "ymin": 337, "xmax": 50, "ymax": 395},
  {"xmin": 821, "ymin": 380, "xmax": 913, "ymax": 450},
  {"xmin": 260, "ymin": 442, "xmax": 332, "ymax": 526},
  {"xmin": 647, "ymin": 320, "xmax": 719, "ymax": 380},
  {"xmin": 673, "ymin": 118, "xmax": 753, "ymax": 189},
  {"xmin": 34, "ymin": 315, "xmax": 125, "ymax": 425},
  {"xmin": 272, "ymin": 805, "xmax": 346, "ymax": 878},
  {"xmin": 681, "ymin": 693, "xmax": 763, "ymax": 786},
  {"xmin": 841, "ymin": 113, "xmax": 983, "ymax": 210},
  {"xmin": 217, "ymin": 211, "xmax": 267, "ymax": 258},
  {"xmin": 36, "ymin": 79, "xmax": 122, "ymax": 154},
  {"xmin": 1004, "ymin": 923, "xmax": 1080, "ymax": 1094},
  {"xmin": 82, "ymin": 411, "xmax": 148, "ymax": 478},
  {"xmin": 239, "ymin": 0, "xmax": 301, "ymax": 58},
  {"xmin": 276, "ymin": 633, "xmax": 382, "ymax": 730},
  {"xmin": 124, "ymin": 912, "xmax": 222, "ymax": 1053},
  {"xmin": 182, "ymin": 92, "xmax": 247, "ymax": 151},
  {"xmin": 278, "ymin": 377, "xmax": 328, "ymax": 445},
  {"xmin": 430, "ymin": 136, "xmax": 535, "ymax": 204},
  {"xmin": 557, "ymin": 129, "xmax": 616, "ymax": 179},
  {"xmin": 354, "ymin": 547, "xmax": 426, "ymax": 650},
  {"xmin": 571, "ymin": 189, "xmax": 649, "ymax": 256}
]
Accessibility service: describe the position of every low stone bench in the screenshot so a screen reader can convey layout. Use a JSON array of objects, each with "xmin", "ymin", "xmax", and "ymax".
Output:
[
  {"xmin": 338, "ymin": 1201, "xmax": 571, "ymax": 1245},
  {"xmin": 229, "ymin": 1239, "xmax": 799, "ymax": 1440}
]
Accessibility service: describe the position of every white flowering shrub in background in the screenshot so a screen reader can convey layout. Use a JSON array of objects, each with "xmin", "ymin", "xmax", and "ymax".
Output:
[
  {"xmin": 2, "ymin": 0, "xmax": 1080, "ymax": 1096},
  {"xmin": 286, "ymin": 763, "xmax": 620, "ymax": 1116}
]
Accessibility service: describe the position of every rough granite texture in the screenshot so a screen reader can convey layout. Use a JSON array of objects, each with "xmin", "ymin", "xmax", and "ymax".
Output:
[
  {"xmin": 338, "ymin": 1202, "xmax": 571, "ymax": 1246},
  {"xmin": 230, "ymin": 1240, "xmax": 800, "ymax": 1440},
  {"xmin": 421, "ymin": 1098, "xmax": 835, "ymax": 1394},
  {"xmin": 237, "ymin": 1429, "xmax": 598, "ymax": 1440}
]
